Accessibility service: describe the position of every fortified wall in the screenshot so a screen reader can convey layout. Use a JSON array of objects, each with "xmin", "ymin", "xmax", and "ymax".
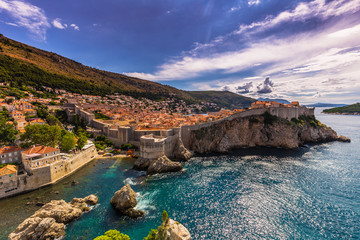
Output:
[
  {"xmin": 64, "ymin": 104, "xmax": 314, "ymax": 161},
  {"xmin": 0, "ymin": 145, "xmax": 97, "ymax": 199}
]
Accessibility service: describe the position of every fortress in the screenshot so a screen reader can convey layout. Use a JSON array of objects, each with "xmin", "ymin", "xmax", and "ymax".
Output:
[{"xmin": 64, "ymin": 102, "xmax": 314, "ymax": 161}]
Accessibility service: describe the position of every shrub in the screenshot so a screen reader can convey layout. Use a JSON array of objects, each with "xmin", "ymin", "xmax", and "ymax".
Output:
[
  {"xmin": 93, "ymin": 230, "xmax": 130, "ymax": 240},
  {"xmin": 262, "ymin": 112, "xmax": 277, "ymax": 125}
]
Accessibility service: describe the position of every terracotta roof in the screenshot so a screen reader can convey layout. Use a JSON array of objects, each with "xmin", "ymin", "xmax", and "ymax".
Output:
[
  {"xmin": 0, "ymin": 165, "xmax": 17, "ymax": 176},
  {"xmin": 23, "ymin": 146, "xmax": 59, "ymax": 155},
  {"xmin": 0, "ymin": 146, "xmax": 22, "ymax": 154},
  {"xmin": 30, "ymin": 119, "xmax": 45, "ymax": 123}
]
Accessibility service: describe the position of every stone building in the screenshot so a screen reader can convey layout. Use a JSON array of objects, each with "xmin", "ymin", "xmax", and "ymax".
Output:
[
  {"xmin": 0, "ymin": 146, "xmax": 23, "ymax": 164},
  {"xmin": 22, "ymin": 146, "xmax": 60, "ymax": 171},
  {"xmin": 0, "ymin": 165, "xmax": 18, "ymax": 190}
]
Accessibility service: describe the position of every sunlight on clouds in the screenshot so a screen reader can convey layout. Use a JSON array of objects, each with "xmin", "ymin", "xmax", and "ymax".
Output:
[
  {"xmin": 52, "ymin": 18, "xmax": 67, "ymax": 29},
  {"xmin": 248, "ymin": 0, "xmax": 260, "ymax": 6},
  {"xmin": 0, "ymin": 0, "xmax": 80, "ymax": 39},
  {"xmin": 0, "ymin": 0, "xmax": 50, "ymax": 40}
]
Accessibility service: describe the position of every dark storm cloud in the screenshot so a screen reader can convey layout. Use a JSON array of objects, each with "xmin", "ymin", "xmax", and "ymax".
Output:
[
  {"xmin": 257, "ymin": 77, "xmax": 274, "ymax": 94},
  {"xmin": 236, "ymin": 82, "xmax": 253, "ymax": 94}
]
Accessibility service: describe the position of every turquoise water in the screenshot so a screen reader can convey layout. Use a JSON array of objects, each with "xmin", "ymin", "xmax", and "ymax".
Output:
[{"xmin": 1, "ymin": 108, "xmax": 360, "ymax": 239}]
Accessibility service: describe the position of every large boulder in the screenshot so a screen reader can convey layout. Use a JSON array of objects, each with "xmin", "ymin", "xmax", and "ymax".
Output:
[
  {"xmin": 9, "ymin": 194, "xmax": 98, "ymax": 240},
  {"xmin": 147, "ymin": 155, "xmax": 183, "ymax": 175},
  {"xmin": 110, "ymin": 184, "xmax": 144, "ymax": 218},
  {"xmin": 158, "ymin": 218, "xmax": 191, "ymax": 240}
]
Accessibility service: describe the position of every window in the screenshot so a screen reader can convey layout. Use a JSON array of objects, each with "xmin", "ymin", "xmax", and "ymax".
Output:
[
  {"xmin": 14, "ymin": 152, "xmax": 17, "ymax": 155},
  {"xmin": 9, "ymin": 158, "xmax": 12, "ymax": 162},
  {"xmin": 9, "ymin": 153, "xmax": 12, "ymax": 156},
  {"xmin": 1, "ymin": 160, "xmax": 4, "ymax": 164}
]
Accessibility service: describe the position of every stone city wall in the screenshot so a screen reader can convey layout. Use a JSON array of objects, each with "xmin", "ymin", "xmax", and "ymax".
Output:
[{"xmin": 0, "ymin": 145, "xmax": 97, "ymax": 199}]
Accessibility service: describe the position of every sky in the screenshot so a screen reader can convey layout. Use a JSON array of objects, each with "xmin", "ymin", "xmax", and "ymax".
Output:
[{"xmin": 0, "ymin": 0, "xmax": 360, "ymax": 104}]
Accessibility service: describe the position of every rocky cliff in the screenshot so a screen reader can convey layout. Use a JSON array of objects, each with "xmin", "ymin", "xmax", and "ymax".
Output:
[{"xmin": 188, "ymin": 113, "xmax": 349, "ymax": 153}]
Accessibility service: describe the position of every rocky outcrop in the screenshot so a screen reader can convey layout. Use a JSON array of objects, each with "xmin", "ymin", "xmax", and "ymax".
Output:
[
  {"xmin": 189, "ymin": 114, "xmax": 350, "ymax": 153},
  {"xmin": 110, "ymin": 184, "xmax": 144, "ymax": 218},
  {"xmin": 134, "ymin": 155, "xmax": 183, "ymax": 175},
  {"xmin": 133, "ymin": 157, "xmax": 153, "ymax": 171},
  {"xmin": 159, "ymin": 219, "xmax": 191, "ymax": 240},
  {"xmin": 174, "ymin": 140, "xmax": 192, "ymax": 161},
  {"xmin": 147, "ymin": 155, "xmax": 183, "ymax": 175},
  {"xmin": 9, "ymin": 194, "xmax": 98, "ymax": 240}
]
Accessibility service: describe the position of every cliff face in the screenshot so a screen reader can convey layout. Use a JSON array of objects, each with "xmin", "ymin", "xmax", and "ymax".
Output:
[{"xmin": 188, "ymin": 114, "xmax": 346, "ymax": 153}]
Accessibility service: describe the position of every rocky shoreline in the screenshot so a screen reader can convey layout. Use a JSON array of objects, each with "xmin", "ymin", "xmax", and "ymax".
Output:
[{"xmin": 9, "ymin": 194, "xmax": 98, "ymax": 240}]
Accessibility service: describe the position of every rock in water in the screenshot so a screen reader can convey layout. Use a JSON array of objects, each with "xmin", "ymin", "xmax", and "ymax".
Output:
[
  {"xmin": 84, "ymin": 194, "xmax": 99, "ymax": 205},
  {"xmin": 110, "ymin": 184, "xmax": 144, "ymax": 218},
  {"xmin": 9, "ymin": 194, "xmax": 98, "ymax": 240},
  {"xmin": 147, "ymin": 155, "xmax": 183, "ymax": 175},
  {"xmin": 337, "ymin": 135, "xmax": 351, "ymax": 142}
]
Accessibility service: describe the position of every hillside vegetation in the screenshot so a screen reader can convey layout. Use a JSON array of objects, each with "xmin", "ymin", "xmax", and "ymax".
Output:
[
  {"xmin": 187, "ymin": 91, "xmax": 255, "ymax": 109},
  {"xmin": 0, "ymin": 34, "xmax": 255, "ymax": 108},
  {"xmin": 323, "ymin": 103, "xmax": 360, "ymax": 114}
]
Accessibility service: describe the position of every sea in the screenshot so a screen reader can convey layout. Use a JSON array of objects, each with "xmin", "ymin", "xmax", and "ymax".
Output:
[{"xmin": 0, "ymin": 108, "xmax": 359, "ymax": 240}]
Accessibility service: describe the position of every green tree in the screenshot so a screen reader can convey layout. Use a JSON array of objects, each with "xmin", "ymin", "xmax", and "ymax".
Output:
[
  {"xmin": 161, "ymin": 210, "xmax": 168, "ymax": 222},
  {"xmin": 0, "ymin": 116, "xmax": 18, "ymax": 145},
  {"xmin": 144, "ymin": 229, "xmax": 158, "ymax": 240},
  {"xmin": 60, "ymin": 132, "xmax": 76, "ymax": 152},
  {"xmin": 76, "ymin": 132, "xmax": 88, "ymax": 150},
  {"xmin": 36, "ymin": 105, "xmax": 49, "ymax": 119},
  {"xmin": 93, "ymin": 230, "xmax": 130, "ymax": 240},
  {"xmin": 46, "ymin": 114, "xmax": 62, "ymax": 127},
  {"xmin": 20, "ymin": 124, "xmax": 61, "ymax": 147}
]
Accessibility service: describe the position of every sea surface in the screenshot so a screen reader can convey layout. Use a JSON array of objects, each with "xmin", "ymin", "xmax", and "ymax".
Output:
[{"xmin": 1, "ymin": 108, "xmax": 359, "ymax": 240}]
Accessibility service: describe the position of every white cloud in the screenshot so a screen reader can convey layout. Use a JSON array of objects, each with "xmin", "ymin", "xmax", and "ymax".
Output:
[
  {"xmin": 248, "ymin": 0, "xmax": 260, "ymax": 6},
  {"xmin": 0, "ymin": 0, "xmax": 50, "ymax": 40},
  {"xmin": 70, "ymin": 23, "xmax": 79, "ymax": 31},
  {"xmin": 52, "ymin": 18, "xmax": 66, "ymax": 29},
  {"xmin": 125, "ymin": 0, "xmax": 360, "ymax": 103},
  {"xmin": 237, "ymin": 0, "xmax": 360, "ymax": 34}
]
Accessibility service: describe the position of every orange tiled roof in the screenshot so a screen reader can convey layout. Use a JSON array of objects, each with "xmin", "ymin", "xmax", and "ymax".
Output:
[
  {"xmin": 0, "ymin": 165, "xmax": 17, "ymax": 176},
  {"xmin": 30, "ymin": 119, "xmax": 45, "ymax": 123},
  {"xmin": 23, "ymin": 146, "xmax": 59, "ymax": 155},
  {"xmin": 0, "ymin": 146, "xmax": 22, "ymax": 154}
]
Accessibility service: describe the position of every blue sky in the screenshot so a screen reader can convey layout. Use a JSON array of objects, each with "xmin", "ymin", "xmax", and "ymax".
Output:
[{"xmin": 0, "ymin": 0, "xmax": 360, "ymax": 104}]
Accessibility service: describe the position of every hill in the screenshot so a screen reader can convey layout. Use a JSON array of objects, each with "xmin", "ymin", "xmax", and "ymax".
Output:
[
  {"xmin": 186, "ymin": 91, "xmax": 255, "ymax": 109},
  {"xmin": 0, "ymin": 34, "xmax": 189, "ymax": 100},
  {"xmin": 306, "ymin": 103, "xmax": 347, "ymax": 107},
  {"xmin": 323, "ymin": 103, "xmax": 360, "ymax": 115},
  {"xmin": 258, "ymin": 98, "xmax": 290, "ymax": 104},
  {"xmin": 0, "ymin": 34, "xmax": 255, "ymax": 109}
]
